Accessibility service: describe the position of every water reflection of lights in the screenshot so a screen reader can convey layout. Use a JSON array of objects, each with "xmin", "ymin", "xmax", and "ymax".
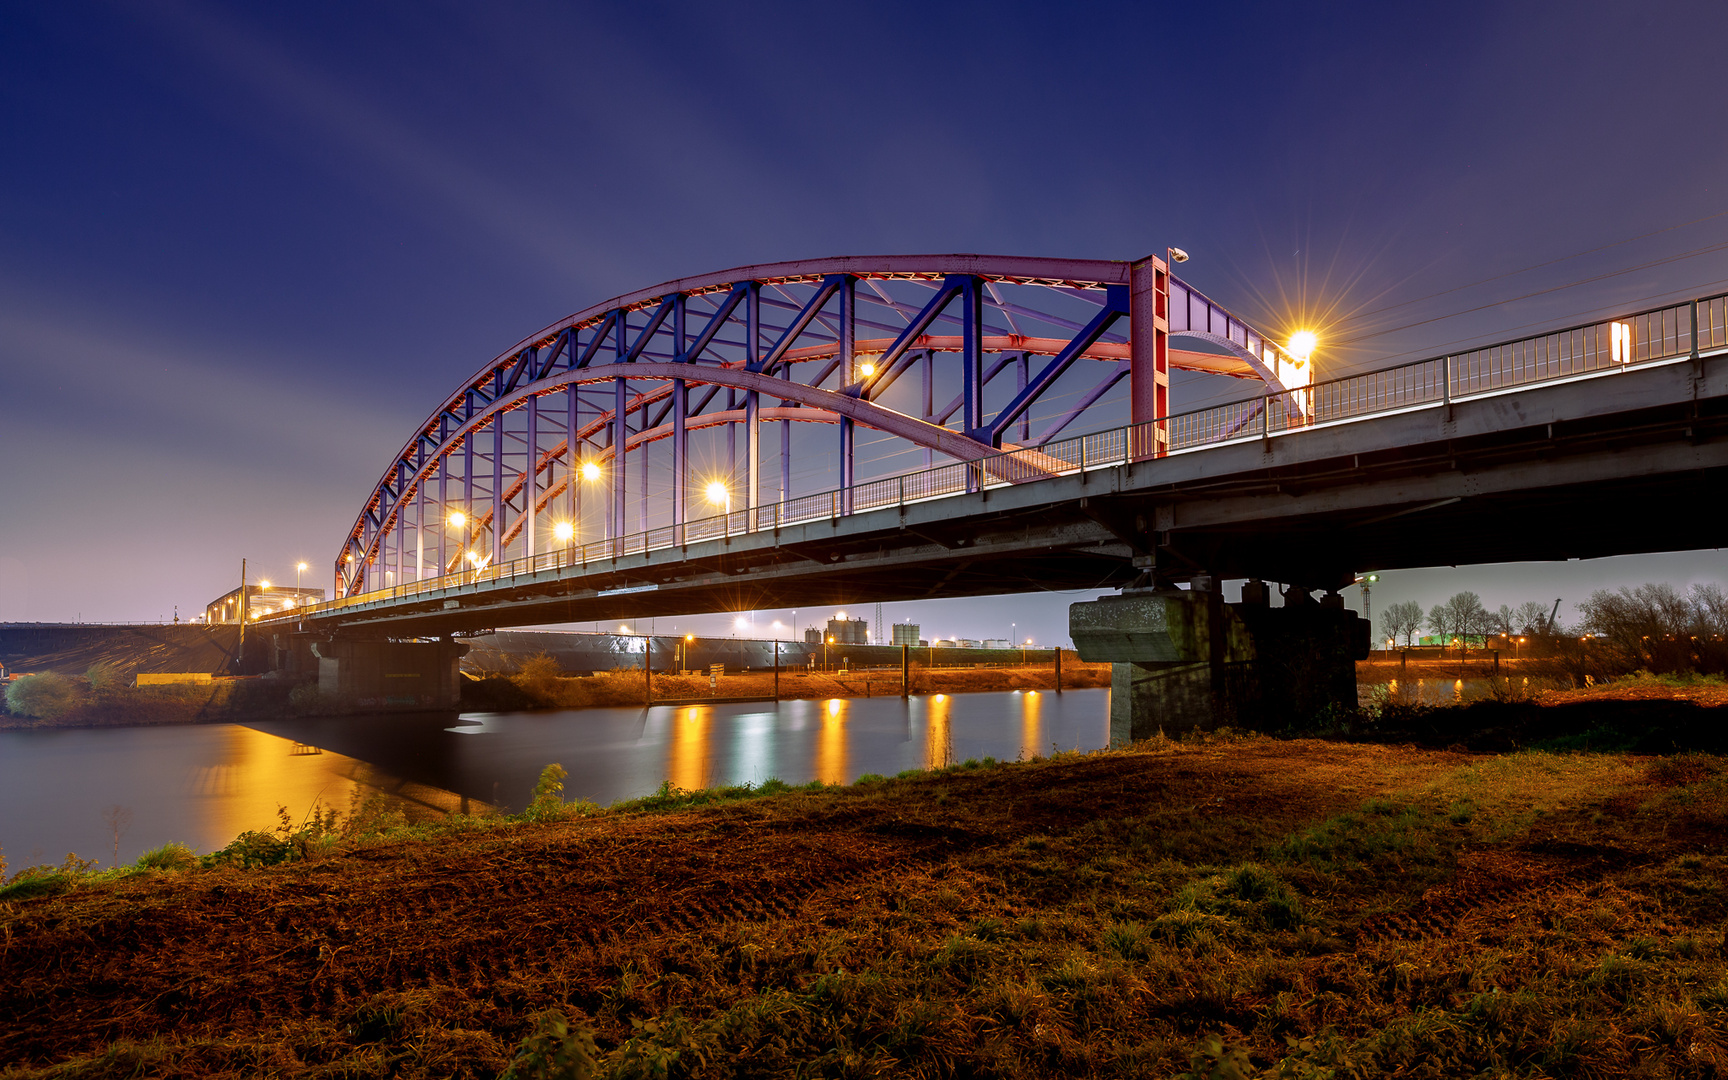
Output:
[
  {"xmin": 669, "ymin": 706, "xmax": 712, "ymax": 792},
  {"xmin": 816, "ymin": 699, "xmax": 848, "ymax": 784},
  {"xmin": 925, "ymin": 693, "xmax": 953, "ymax": 770},
  {"xmin": 1019, "ymin": 685, "xmax": 1045, "ymax": 760}
]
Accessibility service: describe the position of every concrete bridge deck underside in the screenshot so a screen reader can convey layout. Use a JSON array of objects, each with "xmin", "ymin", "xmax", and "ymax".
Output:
[{"xmin": 272, "ymin": 354, "xmax": 1727, "ymax": 639}]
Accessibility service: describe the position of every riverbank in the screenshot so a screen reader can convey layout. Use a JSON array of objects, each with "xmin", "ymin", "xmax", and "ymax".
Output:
[
  {"xmin": 0, "ymin": 661, "xmax": 1111, "ymax": 731},
  {"xmin": 3, "ymin": 733, "xmax": 1725, "ymax": 1077},
  {"xmin": 461, "ymin": 660, "xmax": 1111, "ymax": 712}
]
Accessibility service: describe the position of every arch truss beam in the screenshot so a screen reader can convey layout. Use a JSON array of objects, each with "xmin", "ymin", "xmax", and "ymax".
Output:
[{"xmin": 335, "ymin": 255, "xmax": 1301, "ymax": 597}]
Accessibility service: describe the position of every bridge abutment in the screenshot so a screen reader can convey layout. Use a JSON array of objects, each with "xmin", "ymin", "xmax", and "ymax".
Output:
[{"xmin": 1071, "ymin": 586, "xmax": 1367, "ymax": 742}]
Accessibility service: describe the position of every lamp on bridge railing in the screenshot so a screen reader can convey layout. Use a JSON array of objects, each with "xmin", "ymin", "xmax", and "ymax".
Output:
[
  {"xmin": 553, "ymin": 521, "xmax": 574, "ymax": 545},
  {"xmin": 705, "ymin": 480, "xmax": 731, "ymax": 513}
]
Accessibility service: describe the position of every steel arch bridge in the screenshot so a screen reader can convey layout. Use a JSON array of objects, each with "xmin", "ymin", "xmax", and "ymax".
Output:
[{"xmin": 334, "ymin": 253, "xmax": 1312, "ymax": 598}]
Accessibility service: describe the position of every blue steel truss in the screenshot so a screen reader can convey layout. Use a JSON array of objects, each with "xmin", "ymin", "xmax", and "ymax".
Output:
[{"xmin": 334, "ymin": 254, "xmax": 1306, "ymax": 597}]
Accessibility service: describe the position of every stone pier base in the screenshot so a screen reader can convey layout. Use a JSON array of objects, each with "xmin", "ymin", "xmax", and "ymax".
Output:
[
  {"xmin": 1072, "ymin": 588, "xmax": 1368, "ymax": 744},
  {"xmin": 308, "ymin": 638, "xmax": 469, "ymax": 712}
]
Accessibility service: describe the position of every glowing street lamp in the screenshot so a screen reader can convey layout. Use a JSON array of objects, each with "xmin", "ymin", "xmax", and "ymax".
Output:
[
  {"xmin": 448, "ymin": 511, "xmax": 467, "ymax": 529},
  {"xmin": 553, "ymin": 521, "xmax": 574, "ymax": 544},
  {"xmin": 859, "ymin": 361, "xmax": 876, "ymax": 379},
  {"xmin": 295, "ymin": 561, "xmax": 308, "ymax": 598},
  {"xmin": 1286, "ymin": 331, "xmax": 1318, "ymax": 362},
  {"xmin": 580, "ymin": 460, "xmax": 602, "ymax": 482},
  {"xmin": 705, "ymin": 480, "xmax": 730, "ymax": 510}
]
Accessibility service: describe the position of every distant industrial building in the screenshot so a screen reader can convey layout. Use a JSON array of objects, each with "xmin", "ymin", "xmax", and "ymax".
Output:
[
  {"xmin": 892, "ymin": 622, "xmax": 920, "ymax": 646},
  {"xmin": 826, "ymin": 615, "xmax": 868, "ymax": 644},
  {"xmin": 982, "ymin": 639, "xmax": 1010, "ymax": 649},
  {"xmin": 804, "ymin": 627, "xmax": 821, "ymax": 644},
  {"xmin": 205, "ymin": 584, "xmax": 325, "ymax": 624}
]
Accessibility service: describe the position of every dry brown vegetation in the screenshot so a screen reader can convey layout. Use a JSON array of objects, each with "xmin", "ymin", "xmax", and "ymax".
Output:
[{"xmin": 4, "ymin": 730, "xmax": 1728, "ymax": 1078}]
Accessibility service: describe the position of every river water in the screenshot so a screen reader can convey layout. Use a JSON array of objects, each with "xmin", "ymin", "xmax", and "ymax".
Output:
[{"xmin": 0, "ymin": 689, "xmax": 1108, "ymax": 869}]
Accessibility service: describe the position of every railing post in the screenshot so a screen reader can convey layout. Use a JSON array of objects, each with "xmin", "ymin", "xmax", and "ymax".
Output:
[
  {"xmin": 1442, "ymin": 356, "xmax": 1452, "ymax": 416},
  {"xmin": 1690, "ymin": 299, "xmax": 1700, "ymax": 362},
  {"xmin": 1261, "ymin": 395, "xmax": 1270, "ymax": 445}
]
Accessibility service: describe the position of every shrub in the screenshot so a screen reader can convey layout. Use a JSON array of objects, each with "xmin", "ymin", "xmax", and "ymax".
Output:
[
  {"xmin": 501, "ymin": 1009, "xmax": 600, "ymax": 1080},
  {"xmin": 5, "ymin": 671, "xmax": 83, "ymax": 719},
  {"xmin": 207, "ymin": 830, "xmax": 291, "ymax": 869},
  {"xmin": 526, "ymin": 763, "xmax": 568, "ymax": 821},
  {"xmin": 84, "ymin": 661, "xmax": 127, "ymax": 692},
  {"xmin": 135, "ymin": 842, "xmax": 199, "ymax": 872}
]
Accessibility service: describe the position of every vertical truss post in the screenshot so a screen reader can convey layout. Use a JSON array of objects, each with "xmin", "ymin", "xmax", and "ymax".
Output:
[
  {"xmin": 781, "ymin": 419, "xmax": 791, "ymax": 504},
  {"xmin": 463, "ymin": 423, "xmax": 474, "ymax": 564},
  {"xmin": 492, "ymin": 415, "xmax": 504, "ymax": 567},
  {"xmin": 414, "ymin": 468, "xmax": 424, "ymax": 582},
  {"xmin": 672, "ymin": 293, "xmax": 687, "ymax": 537},
  {"xmin": 526, "ymin": 393, "xmax": 538, "ymax": 560},
  {"xmin": 745, "ymin": 282, "xmax": 761, "ymax": 526},
  {"xmin": 437, "ymin": 437, "xmax": 448, "ymax": 579},
  {"xmin": 923, "ymin": 350, "xmax": 934, "ymax": 469},
  {"xmin": 577, "ymin": 385, "xmax": 590, "ymax": 542},
  {"xmin": 1129, "ymin": 254, "xmax": 1170, "ymax": 459},
  {"xmin": 839, "ymin": 275, "xmax": 856, "ymax": 510},
  {"xmin": 1016, "ymin": 352, "xmax": 1030, "ymax": 443},
  {"xmin": 613, "ymin": 314, "xmax": 627, "ymax": 547},
  {"xmin": 963, "ymin": 278, "xmax": 984, "ymax": 490},
  {"xmin": 962, "ymin": 277, "xmax": 984, "ymax": 437}
]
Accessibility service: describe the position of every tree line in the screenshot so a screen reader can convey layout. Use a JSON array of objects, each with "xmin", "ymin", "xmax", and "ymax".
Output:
[{"xmin": 1376, "ymin": 582, "xmax": 1728, "ymax": 674}]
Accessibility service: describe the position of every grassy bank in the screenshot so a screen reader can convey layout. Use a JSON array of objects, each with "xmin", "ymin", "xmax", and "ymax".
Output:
[{"xmin": 4, "ymin": 725, "xmax": 1727, "ymax": 1078}]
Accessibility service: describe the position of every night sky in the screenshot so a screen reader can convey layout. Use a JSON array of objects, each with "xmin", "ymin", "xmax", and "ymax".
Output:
[{"xmin": 2, "ymin": 1, "xmax": 1724, "ymax": 644}]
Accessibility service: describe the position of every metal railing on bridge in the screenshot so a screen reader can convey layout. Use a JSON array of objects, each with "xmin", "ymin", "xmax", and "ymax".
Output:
[{"xmin": 280, "ymin": 290, "xmax": 1724, "ymax": 622}]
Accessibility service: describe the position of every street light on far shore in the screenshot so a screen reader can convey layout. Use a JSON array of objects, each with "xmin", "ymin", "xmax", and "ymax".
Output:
[
  {"xmin": 580, "ymin": 460, "xmax": 602, "ymax": 482},
  {"xmin": 448, "ymin": 511, "xmax": 467, "ymax": 529}
]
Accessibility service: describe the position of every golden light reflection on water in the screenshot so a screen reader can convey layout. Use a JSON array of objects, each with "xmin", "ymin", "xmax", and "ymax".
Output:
[
  {"xmin": 669, "ymin": 706, "xmax": 712, "ymax": 791},
  {"xmin": 815, "ymin": 699, "xmax": 848, "ymax": 784},
  {"xmin": 177, "ymin": 726, "xmax": 476, "ymax": 852},
  {"xmin": 925, "ymin": 694, "xmax": 952, "ymax": 770},
  {"xmin": 1019, "ymin": 690, "xmax": 1044, "ymax": 760}
]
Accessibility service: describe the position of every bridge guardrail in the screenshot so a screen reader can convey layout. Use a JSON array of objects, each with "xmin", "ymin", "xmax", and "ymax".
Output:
[{"xmin": 280, "ymin": 291, "xmax": 1722, "ymax": 621}]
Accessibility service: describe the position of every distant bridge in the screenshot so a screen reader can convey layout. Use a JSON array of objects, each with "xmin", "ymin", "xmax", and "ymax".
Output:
[{"xmin": 263, "ymin": 256, "xmax": 1727, "ymax": 638}]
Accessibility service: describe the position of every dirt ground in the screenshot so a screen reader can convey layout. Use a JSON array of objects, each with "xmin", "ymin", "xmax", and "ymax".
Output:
[{"xmin": 5, "ymin": 730, "xmax": 1727, "ymax": 1078}]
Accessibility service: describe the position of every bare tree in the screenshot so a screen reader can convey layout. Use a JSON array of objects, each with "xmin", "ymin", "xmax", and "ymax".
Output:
[
  {"xmin": 101, "ymin": 805, "xmax": 132, "ymax": 869},
  {"xmin": 1512, "ymin": 600, "xmax": 1554, "ymax": 635},
  {"xmin": 1381, "ymin": 600, "xmax": 1423, "ymax": 646},
  {"xmin": 1429, "ymin": 592, "xmax": 1489, "ymax": 651},
  {"xmin": 1488, "ymin": 605, "xmax": 1516, "ymax": 637}
]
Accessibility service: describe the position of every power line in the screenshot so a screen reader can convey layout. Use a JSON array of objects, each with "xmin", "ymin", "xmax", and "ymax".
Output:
[
  {"xmin": 1348, "ymin": 209, "xmax": 1728, "ymax": 323},
  {"xmin": 1338, "ymin": 238, "xmax": 1728, "ymax": 346}
]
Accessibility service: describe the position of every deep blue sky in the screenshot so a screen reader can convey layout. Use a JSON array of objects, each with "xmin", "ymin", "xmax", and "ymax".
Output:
[{"xmin": 2, "ymin": 1, "xmax": 1724, "ymax": 642}]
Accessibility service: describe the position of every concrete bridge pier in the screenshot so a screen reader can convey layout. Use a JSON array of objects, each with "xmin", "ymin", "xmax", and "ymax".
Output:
[
  {"xmin": 304, "ymin": 637, "xmax": 469, "ymax": 712},
  {"xmin": 1070, "ymin": 581, "xmax": 1368, "ymax": 744}
]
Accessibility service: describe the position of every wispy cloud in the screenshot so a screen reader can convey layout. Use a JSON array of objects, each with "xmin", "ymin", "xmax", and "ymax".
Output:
[{"xmin": 135, "ymin": 0, "xmax": 621, "ymax": 284}]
